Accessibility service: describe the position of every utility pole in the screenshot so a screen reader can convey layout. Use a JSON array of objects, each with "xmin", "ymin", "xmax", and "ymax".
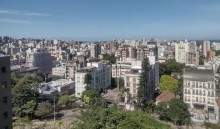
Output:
[{"xmin": 54, "ymin": 95, "xmax": 56, "ymax": 122}]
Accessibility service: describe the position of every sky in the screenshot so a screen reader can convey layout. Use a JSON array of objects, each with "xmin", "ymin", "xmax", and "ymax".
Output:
[{"xmin": 0, "ymin": 0, "xmax": 220, "ymax": 41}]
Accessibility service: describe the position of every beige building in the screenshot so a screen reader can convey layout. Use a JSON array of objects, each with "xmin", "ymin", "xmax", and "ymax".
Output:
[
  {"xmin": 203, "ymin": 40, "xmax": 211, "ymax": 57},
  {"xmin": 124, "ymin": 68, "xmax": 140, "ymax": 103},
  {"xmin": 175, "ymin": 41, "xmax": 199, "ymax": 65},
  {"xmin": 0, "ymin": 55, "xmax": 12, "ymax": 129},
  {"xmin": 52, "ymin": 66, "xmax": 66, "ymax": 77}
]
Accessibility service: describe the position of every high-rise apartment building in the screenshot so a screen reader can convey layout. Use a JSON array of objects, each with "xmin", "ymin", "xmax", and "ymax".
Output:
[
  {"xmin": 122, "ymin": 56, "xmax": 159, "ymax": 103},
  {"xmin": 0, "ymin": 55, "xmax": 12, "ymax": 129},
  {"xmin": 26, "ymin": 48, "xmax": 52, "ymax": 73},
  {"xmin": 175, "ymin": 41, "xmax": 199, "ymax": 65},
  {"xmin": 90, "ymin": 44, "xmax": 101, "ymax": 58},
  {"xmin": 75, "ymin": 62, "xmax": 111, "ymax": 97},
  {"xmin": 203, "ymin": 40, "xmax": 211, "ymax": 57},
  {"xmin": 129, "ymin": 46, "xmax": 137, "ymax": 59},
  {"xmin": 175, "ymin": 41, "xmax": 189, "ymax": 64}
]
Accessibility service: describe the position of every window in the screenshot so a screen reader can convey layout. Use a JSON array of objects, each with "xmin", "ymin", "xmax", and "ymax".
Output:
[
  {"xmin": 3, "ymin": 96, "xmax": 7, "ymax": 103},
  {"xmin": 1, "ymin": 67, "xmax": 6, "ymax": 73},
  {"xmin": 3, "ymin": 111, "xmax": 8, "ymax": 118},
  {"xmin": 1, "ymin": 82, "xmax": 7, "ymax": 89},
  {"xmin": 133, "ymin": 78, "xmax": 136, "ymax": 83},
  {"xmin": 127, "ymin": 83, "xmax": 130, "ymax": 87},
  {"xmin": 133, "ymin": 88, "xmax": 137, "ymax": 93}
]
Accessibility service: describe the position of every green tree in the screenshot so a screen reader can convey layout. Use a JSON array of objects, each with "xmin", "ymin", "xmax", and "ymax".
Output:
[
  {"xmin": 84, "ymin": 73, "xmax": 93, "ymax": 88},
  {"xmin": 82, "ymin": 90, "xmax": 100, "ymax": 103},
  {"xmin": 118, "ymin": 77, "xmax": 125, "ymax": 90},
  {"xmin": 167, "ymin": 99, "xmax": 190, "ymax": 125},
  {"xmin": 159, "ymin": 75, "xmax": 179, "ymax": 94},
  {"xmin": 199, "ymin": 55, "xmax": 205, "ymax": 65},
  {"xmin": 155, "ymin": 103, "xmax": 169, "ymax": 121},
  {"xmin": 214, "ymin": 50, "xmax": 220, "ymax": 56},
  {"xmin": 35, "ymin": 102, "xmax": 53, "ymax": 118},
  {"xmin": 82, "ymin": 90, "xmax": 107, "ymax": 108},
  {"xmin": 102, "ymin": 54, "xmax": 116, "ymax": 65},
  {"xmin": 76, "ymin": 108, "xmax": 172, "ymax": 129},
  {"xmin": 201, "ymin": 122, "xmax": 220, "ymax": 129},
  {"xmin": 21, "ymin": 100, "xmax": 37, "ymax": 119},
  {"xmin": 58, "ymin": 95, "xmax": 71, "ymax": 107},
  {"xmin": 159, "ymin": 59, "xmax": 184, "ymax": 77},
  {"xmin": 12, "ymin": 76, "xmax": 39, "ymax": 117},
  {"xmin": 137, "ymin": 57, "xmax": 150, "ymax": 107}
]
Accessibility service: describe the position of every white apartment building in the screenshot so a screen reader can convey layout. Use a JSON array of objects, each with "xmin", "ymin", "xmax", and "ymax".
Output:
[
  {"xmin": 75, "ymin": 62, "xmax": 111, "ymax": 97},
  {"xmin": 203, "ymin": 40, "xmax": 211, "ymax": 57},
  {"xmin": 90, "ymin": 44, "xmax": 101, "ymax": 58},
  {"xmin": 52, "ymin": 66, "xmax": 66, "ymax": 77},
  {"xmin": 212, "ymin": 42, "xmax": 220, "ymax": 50},
  {"xmin": 175, "ymin": 41, "xmax": 189, "ymax": 63},
  {"xmin": 26, "ymin": 48, "xmax": 52, "ymax": 73},
  {"xmin": 112, "ymin": 58, "xmax": 143, "ymax": 78},
  {"xmin": 183, "ymin": 68, "xmax": 219, "ymax": 123},
  {"xmin": 175, "ymin": 41, "xmax": 199, "ymax": 65}
]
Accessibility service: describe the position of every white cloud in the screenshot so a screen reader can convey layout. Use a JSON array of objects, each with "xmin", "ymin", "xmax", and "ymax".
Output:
[
  {"xmin": 0, "ymin": 10, "xmax": 17, "ymax": 14},
  {"xmin": 23, "ymin": 12, "xmax": 50, "ymax": 16},
  {"xmin": 0, "ymin": 18, "xmax": 32, "ymax": 24},
  {"xmin": 0, "ymin": 18, "xmax": 52, "ymax": 25},
  {"xmin": 0, "ymin": 9, "xmax": 50, "ymax": 16}
]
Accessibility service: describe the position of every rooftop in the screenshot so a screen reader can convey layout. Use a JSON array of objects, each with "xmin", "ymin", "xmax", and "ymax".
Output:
[
  {"xmin": 77, "ymin": 66, "xmax": 96, "ymax": 72},
  {"xmin": 156, "ymin": 91, "xmax": 180, "ymax": 103},
  {"xmin": 184, "ymin": 68, "xmax": 214, "ymax": 82}
]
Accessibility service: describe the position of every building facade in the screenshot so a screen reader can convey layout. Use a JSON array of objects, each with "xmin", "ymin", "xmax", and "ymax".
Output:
[
  {"xmin": 26, "ymin": 48, "xmax": 52, "ymax": 73},
  {"xmin": 175, "ymin": 41, "xmax": 199, "ymax": 65},
  {"xmin": 123, "ymin": 56, "xmax": 159, "ymax": 104},
  {"xmin": 52, "ymin": 66, "xmax": 66, "ymax": 77},
  {"xmin": 203, "ymin": 40, "xmax": 211, "ymax": 57},
  {"xmin": 0, "ymin": 55, "xmax": 12, "ymax": 129},
  {"xmin": 75, "ymin": 62, "xmax": 111, "ymax": 97},
  {"xmin": 183, "ymin": 68, "xmax": 218, "ymax": 123}
]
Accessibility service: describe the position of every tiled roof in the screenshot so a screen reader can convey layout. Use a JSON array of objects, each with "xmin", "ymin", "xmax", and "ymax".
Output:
[{"xmin": 156, "ymin": 91, "xmax": 179, "ymax": 103}]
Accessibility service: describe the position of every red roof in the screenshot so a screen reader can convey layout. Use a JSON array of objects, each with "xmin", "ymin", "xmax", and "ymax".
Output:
[{"xmin": 156, "ymin": 91, "xmax": 179, "ymax": 103}]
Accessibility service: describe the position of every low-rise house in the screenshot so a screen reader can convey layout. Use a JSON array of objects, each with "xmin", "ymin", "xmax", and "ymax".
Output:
[{"xmin": 156, "ymin": 91, "xmax": 180, "ymax": 105}]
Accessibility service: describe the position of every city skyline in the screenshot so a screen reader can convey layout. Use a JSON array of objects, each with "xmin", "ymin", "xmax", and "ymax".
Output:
[{"xmin": 0, "ymin": 0, "xmax": 220, "ymax": 41}]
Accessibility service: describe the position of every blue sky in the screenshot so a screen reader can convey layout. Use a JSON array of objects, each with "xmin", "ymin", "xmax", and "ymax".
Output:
[{"xmin": 0, "ymin": 0, "xmax": 220, "ymax": 41}]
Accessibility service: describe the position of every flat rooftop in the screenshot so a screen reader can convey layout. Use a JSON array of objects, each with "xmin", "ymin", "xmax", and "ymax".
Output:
[{"xmin": 184, "ymin": 68, "xmax": 214, "ymax": 82}]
